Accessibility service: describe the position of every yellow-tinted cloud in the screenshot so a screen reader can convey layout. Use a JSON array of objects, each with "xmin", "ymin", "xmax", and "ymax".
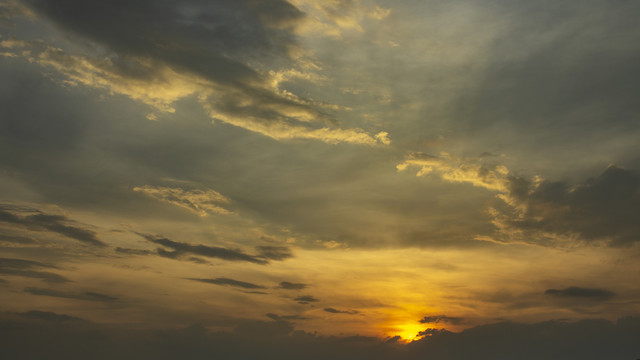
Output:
[
  {"xmin": 397, "ymin": 152, "xmax": 511, "ymax": 192},
  {"xmin": 133, "ymin": 185, "xmax": 233, "ymax": 216},
  {"xmin": 2, "ymin": 35, "xmax": 389, "ymax": 146}
]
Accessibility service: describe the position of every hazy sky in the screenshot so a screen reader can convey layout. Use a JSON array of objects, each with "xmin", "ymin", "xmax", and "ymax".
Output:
[{"xmin": 1, "ymin": 0, "xmax": 639, "ymax": 358}]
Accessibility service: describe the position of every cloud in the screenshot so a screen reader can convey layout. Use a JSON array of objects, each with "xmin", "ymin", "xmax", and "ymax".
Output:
[
  {"xmin": 419, "ymin": 315, "xmax": 463, "ymax": 325},
  {"xmin": 323, "ymin": 307, "xmax": 358, "ymax": 315},
  {"xmin": 188, "ymin": 277, "xmax": 266, "ymax": 290},
  {"xmin": 24, "ymin": 287, "xmax": 118, "ymax": 302},
  {"xmin": 0, "ymin": 257, "xmax": 69, "ymax": 283},
  {"xmin": 397, "ymin": 152, "xmax": 511, "ymax": 193},
  {"xmin": 139, "ymin": 233, "xmax": 270, "ymax": 264},
  {"xmin": 266, "ymin": 313, "xmax": 309, "ymax": 321},
  {"xmin": 400, "ymin": 154, "xmax": 640, "ymax": 247},
  {"xmin": 255, "ymin": 246, "xmax": 293, "ymax": 261},
  {"xmin": 5, "ymin": 0, "xmax": 389, "ymax": 145},
  {"xmin": 2, "ymin": 311, "xmax": 639, "ymax": 360},
  {"xmin": 500, "ymin": 166, "xmax": 640, "ymax": 246},
  {"xmin": 294, "ymin": 295, "xmax": 319, "ymax": 304},
  {"xmin": 0, "ymin": 234, "xmax": 37, "ymax": 244},
  {"xmin": 0, "ymin": 206, "xmax": 105, "ymax": 246},
  {"xmin": 278, "ymin": 281, "xmax": 307, "ymax": 290},
  {"xmin": 133, "ymin": 185, "xmax": 233, "ymax": 216},
  {"xmin": 114, "ymin": 247, "xmax": 154, "ymax": 256},
  {"xmin": 544, "ymin": 287, "xmax": 615, "ymax": 301}
]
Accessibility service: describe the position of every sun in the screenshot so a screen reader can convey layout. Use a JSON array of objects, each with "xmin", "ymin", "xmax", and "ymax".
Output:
[{"xmin": 393, "ymin": 323, "xmax": 425, "ymax": 342}]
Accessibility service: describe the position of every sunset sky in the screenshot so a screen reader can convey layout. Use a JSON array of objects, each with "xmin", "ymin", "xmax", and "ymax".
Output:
[{"xmin": 1, "ymin": 0, "xmax": 639, "ymax": 359}]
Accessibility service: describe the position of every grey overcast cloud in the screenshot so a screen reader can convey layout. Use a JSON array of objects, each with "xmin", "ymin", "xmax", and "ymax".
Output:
[{"xmin": 1, "ymin": 0, "xmax": 639, "ymax": 359}]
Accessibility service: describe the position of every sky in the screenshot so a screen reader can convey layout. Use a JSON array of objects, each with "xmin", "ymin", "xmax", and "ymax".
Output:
[{"xmin": 0, "ymin": 0, "xmax": 639, "ymax": 359}]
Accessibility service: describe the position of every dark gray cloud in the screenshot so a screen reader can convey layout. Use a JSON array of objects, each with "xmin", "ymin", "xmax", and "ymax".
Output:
[
  {"xmin": 188, "ymin": 277, "xmax": 266, "ymax": 290},
  {"xmin": 23, "ymin": 0, "xmax": 303, "ymax": 79},
  {"xmin": 266, "ymin": 313, "xmax": 309, "ymax": 321},
  {"xmin": 0, "ymin": 234, "xmax": 37, "ymax": 244},
  {"xmin": 544, "ymin": 287, "xmax": 615, "ymax": 301},
  {"xmin": 449, "ymin": 0, "xmax": 640, "ymax": 171},
  {"xmin": 1, "ymin": 311, "xmax": 639, "ymax": 360},
  {"xmin": 24, "ymin": 287, "xmax": 118, "ymax": 302},
  {"xmin": 323, "ymin": 307, "xmax": 358, "ymax": 315},
  {"xmin": 114, "ymin": 247, "xmax": 154, "ymax": 256},
  {"xmin": 417, "ymin": 328, "xmax": 451, "ymax": 337},
  {"xmin": 0, "ymin": 257, "xmax": 69, "ymax": 283},
  {"xmin": 256, "ymin": 246, "xmax": 293, "ymax": 261},
  {"xmin": 499, "ymin": 166, "xmax": 640, "ymax": 246},
  {"xmin": 0, "ymin": 207, "xmax": 105, "ymax": 247},
  {"xmin": 19, "ymin": 310, "xmax": 86, "ymax": 323},
  {"xmin": 294, "ymin": 295, "xmax": 319, "ymax": 304},
  {"xmin": 140, "ymin": 233, "xmax": 269, "ymax": 264},
  {"xmin": 278, "ymin": 281, "xmax": 307, "ymax": 290},
  {"xmin": 419, "ymin": 315, "xmax": 463, "ymax": 325}
]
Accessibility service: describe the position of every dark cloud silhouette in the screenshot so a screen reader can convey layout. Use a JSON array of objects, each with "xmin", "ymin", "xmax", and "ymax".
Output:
[
  {"xmin": 255, "ymin": 246, "xmax": 293, "ymax": 261},
  {"xmin": 417, "ymin": 328, "xmax": 451, "ymax": 337},
  {"xmin": 499, "ymin": 166, "xmax": 640, "ymax": 246},
  {"xmin": 0, "ymin": 207, "xmax": 105, "ymax": 246},
  {"xmin": 544, "ymin": 286, "xmax": 615, "ymax": 301},
  {"xmin": 278, "ymin": 281, "xmax": 307, "ymax": 290},
  {"xmin": 0, "ymin": 311, "xmax": 639, "ymax": 360},
  {"xmin": 0, "ymin": 257, "xmax": 69, "ymax": 283},
  {"xmin": 266, "ymin": 313, "xmax": 309, "ymax": 321},
  {"xmin": 294, "ymin": 295, "xmax": 319, "ymax": 304},
  {"xmin": 323, "ymin": 308, "xmax": 358, "ymax": 315},
  {"xmin": 419, "ymin": 315, "xmax": 463, "ymax": 325},
  {"xmin": 140, "ymin": 233, "xmax": 268, "ymax": 264},
  {"xmin": 114, "ymin": 247, "xmax": 154, "ymax": 256},
  {"xmin": 188, "ymin": 277, "xmax": 266, "ymax": 290},
  {"xmin": 24, "ymin": 287, "xmax": 118, "ymax": 302}
]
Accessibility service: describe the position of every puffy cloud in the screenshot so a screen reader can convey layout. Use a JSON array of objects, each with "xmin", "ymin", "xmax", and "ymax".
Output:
[{"xmin": 400, "ymin": 153, "xmax": 640, "ymax": 247}]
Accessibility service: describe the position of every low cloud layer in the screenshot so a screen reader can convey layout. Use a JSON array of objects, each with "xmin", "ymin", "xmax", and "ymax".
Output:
[{"xmin": 1, "ymin": 311, "xmax": 639, "ymax": 360}]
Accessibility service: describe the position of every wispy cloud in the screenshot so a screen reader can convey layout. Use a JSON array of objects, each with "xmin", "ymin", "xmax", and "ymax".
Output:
[
  {"xmin": 24, "ymin": 287, "xmax": 118, "ymax": 302},
  {"xmin": 2, "ymin": 1, "xmax": 390, "ymax": 145},
  {"xmin": 0, "ymin": 206, "xmax": 105, "ymax": 247},
  {"xmin": 139, "ymin": 233, "xmax": 270, "ymax": 265},
  {"xmin": 133, "ymin": 185, "xmax": 233, "ymax": 216},
  {"xmin": 189, "ymin": 277, "xmax": 266, "ymax": 290},
  {"xmin": 0, "ymin": 257, "xmax": 69, "ymax": 283}
]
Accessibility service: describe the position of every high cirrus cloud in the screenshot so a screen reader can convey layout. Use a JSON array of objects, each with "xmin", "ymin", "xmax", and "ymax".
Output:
[{"xmin": 2, "ymin": 0, "xmax": 389, "ymax": 145}]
